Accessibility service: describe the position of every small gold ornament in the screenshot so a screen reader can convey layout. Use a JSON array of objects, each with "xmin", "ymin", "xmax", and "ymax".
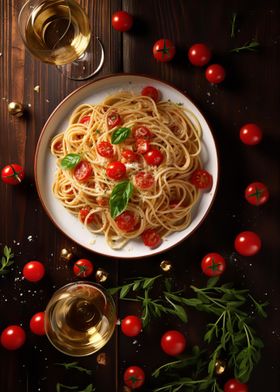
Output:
[
  {"xmin": 8, "ymin": 101, "xmax": 24, "ymax": 117},
  {"xmin": 60, "ymin": 248, "xmax": 73, "ymax": 262},
  {"xmin": 95, "ymin": 268, "xmax": 109, "ymax": 283},
  {"xmin": 96, "ymin": 352, "xmax": 106, "ymax": 365},
  {"xmin": 160, "ymin": 260, "xmax": 172, "ymax": 272},
  {"xmin": 123, "ymin": 387, "xmax": 132, "ymax": 392},
  {"xmin": 215, "ymin": 359, "xmax": 226, "ymax": 375}
]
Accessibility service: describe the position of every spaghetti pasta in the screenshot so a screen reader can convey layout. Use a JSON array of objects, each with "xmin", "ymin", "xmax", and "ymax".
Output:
[{"xmin": 51, "ymin": 90, "xmax": 203, "ymax": 249}]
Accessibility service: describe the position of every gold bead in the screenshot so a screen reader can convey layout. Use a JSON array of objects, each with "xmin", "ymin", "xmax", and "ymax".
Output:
[
  {"xmin": 95, "ymin": 268, "xmax": 109, "ymax": 283},
  {"xmin": 160, "ymin": 260, "xmax": 172, "ymax": 272},
  {"xmin": 8, "ymin": 102, "xmax": 24, "ymax": 117},
  {"xmin": 215, "ymin": 359, "xmax": 226, "ymax": 375},
  {"xmin": 60, "ymin": 248, "xmax": 73, "ymax": 262},
  {"xmin": 96, "ymin": 352, "xmax": 106, "ymax": 366}
]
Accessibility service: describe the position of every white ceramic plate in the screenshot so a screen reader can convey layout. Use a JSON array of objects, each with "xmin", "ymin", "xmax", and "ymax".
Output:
[{"xmin": 35, "ymin": 74, "xmax": 219, "ymax": 259}]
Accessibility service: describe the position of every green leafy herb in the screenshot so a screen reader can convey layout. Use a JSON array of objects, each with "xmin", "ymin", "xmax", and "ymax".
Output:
[
  {"xmin": 79, "ymin": 385, "xmax": 95, "ymax": 392},
  {"xmin": 55, "ymin": 362, "xmax": 92, "ymax": 375},
  {"xmin": 231, "ymin": 39, "xmax": 260, "ymax": 53},
  {"xmin": 230, "ymin": 12, "xmax": 237, "ymax": 38},
  {"xmin": 109, "ymin": 180, "xmax": 133, "ymax": 219},
  {"xmin": 0, "ymin": 246, "xmax": 14, "ymax": 275},
  {"xmin": 111, "ymin": 127, "xmax": 131, "ymax": 144},
  {"xmin": 61, "ymin": 154, "xmax": 81, "ymax": 169},
  {"xmin": 56, "ymin": 384, "xmax": 78, "ymax": 392}
]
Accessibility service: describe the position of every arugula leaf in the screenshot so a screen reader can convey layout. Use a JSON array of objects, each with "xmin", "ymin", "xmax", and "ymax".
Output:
[
  {"xmin": 230, "ymin": 12, "xmax": 237, "ymax": 38},
  {"xmin": 55, "ymin": 362, "xmax": 92, "ymax": 375},
  {"xmin": 111, "ymin": 127, "xmax": 131, "ymax": 144},
  {"xmin": 230, "ymin": 39, "xmax": 260, "ymax": 53},
  {"xmin": 0, "ymin": 246, "xmax": 14, "ymax": 275},
  {"xmin": 109, "ymin": 181, "xmax": 133, "ymax": 219},
  {"xmin": 60, "ymin": 154, "xmax": 81, "ymax": 169}
]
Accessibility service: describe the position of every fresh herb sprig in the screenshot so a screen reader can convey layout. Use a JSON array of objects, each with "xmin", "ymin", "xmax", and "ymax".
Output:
[
  {"xmin": 230, "ymin": 12, "xmax": 238, "ymax": 38},
  {"xmin": 231, "ymin": 39, "xmax": 260, "ymax": 53},
  {"xmin": 56, "ymin": 384, "xmax": 95, "ymax": 392},
  {"xmin": 0, "ymin": 246, "xmax": 14, "ymax": 275},
  {"xmin": 55, "ymin": 362, "xmax": 92, "ymax": 375}
]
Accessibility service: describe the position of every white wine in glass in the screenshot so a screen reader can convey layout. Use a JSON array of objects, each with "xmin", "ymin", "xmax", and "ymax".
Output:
[
  {"xmin": 45, "ymin": 282, "xmax": 116, "ymax": 356},
  {"xmin": 18, "ymin": 0, "xmax": 104, "ymax": 80}
]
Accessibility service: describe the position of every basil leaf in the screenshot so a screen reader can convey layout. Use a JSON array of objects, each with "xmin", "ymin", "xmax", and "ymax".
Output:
[
  {"xmin": 60, "ymin": 154, "xmax": 81, "ymax": 169},
  {"xmin": 109, "ymin": 181, "xmax": 133, "ymax": 219},
  {"xmin": 111, "ymin": 127, "xmax": 131, "ymax": 144}
]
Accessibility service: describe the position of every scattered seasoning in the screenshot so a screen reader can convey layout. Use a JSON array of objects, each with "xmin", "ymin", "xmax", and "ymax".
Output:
[
  {"xmin": 231, "ymin": 39, "xmax": 260, "ymax": 53},
  {"xmin": 230, "ymin": 12, "xmax": 237, "ymax": 38},
  {"xmin": 34, "ymin": 85, "xmax": 40, "ymax": 93}
]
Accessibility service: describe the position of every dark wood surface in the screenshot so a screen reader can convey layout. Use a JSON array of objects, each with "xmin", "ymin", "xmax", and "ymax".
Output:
[{"xmin": 0, "ymin": 0, "xmax": 279, "ymax": 391}]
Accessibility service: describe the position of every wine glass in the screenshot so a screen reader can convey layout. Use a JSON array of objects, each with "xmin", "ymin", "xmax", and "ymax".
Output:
[
  {"xmin": 45, "ymin": 281, "xmax": 116, "ymax": 356},
  {"xmin": 18, "ymin": 0, "xmax": 104, "ymax": 80}
]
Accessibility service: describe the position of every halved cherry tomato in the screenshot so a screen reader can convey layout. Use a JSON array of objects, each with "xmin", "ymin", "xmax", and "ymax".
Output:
[
  {"xmin": 115, "ymin": 211, "xmax": 137, "ymax": 232},
  {"xmin": 97, "ymin": 141, "xmax": 114, "ymax": 159},
  {"xmin": 80, "ymin": 115, "xmax": 91, "ymax": 125},
  {"xmin": 190, "ymin": 169, "xmax": 213, "ymax": 190},
  {"xmin": 188, "ymin": 43, "xmax": 212, "ymax": 66},
  {"xmin": 73, "ymin": 259, "xmax": 94, "ymax": 278},
  {"xmin": 23, "ymin": 261, "xmax": 45, "ymax": 282},
  {"xmin": 205, "ymin": 64, "xmax": 226, "ymax": 84},
  {"xmin": 224, "ymin": 379, "xmax": 248, "ymax": 392},
  {"xmin": 0, "ymin": 325, "xmax": 26, "ymax": 350},
  {"xmin": 153, "ymin": 39, "xmax": 176, "ymax": 62},
  {"xmin": 144, "ymin": 149, "xmax": 164, "ymax": 166},
  {"xmin": 124, "ymin": 366, "xmax": 145, "ymax": 389},
  {"xmin": 135, "ymin": 138, "xmax": 150, "ymax": 154},
  {"xmin": 96, "ymin": 196, "xmax": 109, "ymax": 206},
  {"xmin": 112, "ymin": 10, "xmax": 133, "ymax": 32},
  {"xmin": 106, "ymin": 161, "xmax": 126, "ymax": 180},
  {"xmin": 132, "ymin": 125, "xmax": 153, "ymax": 139},
  {"xmin": 161, "ymin": 330, "xmax": 186, "ymax": 356},
  {"xmin": 1, "ymin": 164, "xmax": 25, "ymax": 185},
  {"xmin": 245, "ymin": 182, "xmax": 269, "ymax": 206},
  {"xmin": 121, "ymin": 315, "xmax": 142, "ymax": 337},
  {"xmin": 201, "ymin": 252, "xmax": 226, "ymax": 277},
  {"xmin": 79, "ymin": 207, "xmax": 95, "ymax": 224},
  {"xmin": 53, "ymin": 139, "xmax": 63, "ymax": 153},
  {"xmin": 141, "ymin": 86, "xmax": 159, "ymax": 102},
  {"xmin": 121, "ymin": 149, "xmax": 139, "ymax": 163},
  {"xmin": 234, "ymin": 231, "xmax": 261, "ymax": 256},
  {"xmin": 135, "ymin": 172, "xmax": 155, "ymax": 190},
  {"xmin": 107, "ymin": 112, "xmax": 121, "ymax": 129},
  {"xmin": 74, "ymin": 161, "xmax": 92, "ymax": 182},
  {"xmin": 141, "ymin": 229, "xmax": 162, "ymax": 248},
  {"xmin": 239, "ymin": 123, "xmax": 263, "ymax": 145},
  {"xmin": 30, "ymin": 312, "xmax": 45, "ymax": 335}
]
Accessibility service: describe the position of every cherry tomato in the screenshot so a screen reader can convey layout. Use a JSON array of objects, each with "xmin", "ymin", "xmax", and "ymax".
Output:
[
  {"xmin": 80, "ymin": 115, "xmax": 91, "ymax": 125},
  {"xmin": 161, "ymin": 330, "xmax": 186, "ymax": 356},
  {"xmin": 121, "ymin": 149, "xmax": 139, "ymax": 163},
  {"xmin": 23, "ymin": 261, "xmax": 45, "ymax": 282},
  {"xmin": 141, "ymin": 229, "xmax": 162, "ymax": 248},
  {"xmin": 201, "ymin": 253, "xmax": 226, "ymax": 277},
  {"xmin": 73, "ymin": 160, "xmax": 92, "ymax": 182},
  {"xmin": 239, "ymin": 123, "xmax": 263, "ymax": 145},
  {"xmin": 73, "ymin": 259, "xmax": 94, "ymax": 278},
  {"xmin": 141, "ymin": 86, "xmax": 159, "ymax": 102},
  {"xmin": 79, "ymin": 207, "xmax": 95, "ymax": 224},
  {"xmin": 121, "ymin": 315, "xmax": 142, "ymax": 337},
  {"xmin": 153, "ymin": 39, "xmax": 176, "ymax": 62},
  {"xmin": 234, "ymin": 231, "xmax": 261, "ymax": 256},
  {"xmin": 1, "ymin": 164, "xmax": 25, "ymax": 185},
  {"xmin": 106, "ymin": 161, "xmax": 126, "ymax": 181},
  {"xmin": 190, "ymin": 169, "xmax": 213, "ymax": 190},
  {"xmin": 124, "ymin": 366, "xmax": 145, "ymax": 389},
  {"xmin": 97, "ymin": 141, "xmax": 115, "ymax": 159},
  {"xmin": 224, "ymin": 379, "xmax": 248, "ymax": 392},
  {"xmin": 144, "ymin": 149, "xmax": 164, "ymax": 166},
  {"xmin": 115, "ymin": 211, "xmax": 137, "ymax": 232},
  {"xmin": 0, "ymin": 325, "xmax": 26, "ymax": 350},
  {"xmin": 53, "ymin": 139, "xmax": 63, "ymax": 153},
  {"xmin": 245, "ymin": 182, "xmax": 269, "ymax": 206},
  {"xmin": 112, "ymin": 10, "xmax": 133, "ymax": 32},
  {"xmin": 132, "ymin": 125, "xmax": 153, "ymax": 139},
  {"xmin": 30, "ymin": 312, "xmax": 45, "ymax": 335},
  {"xmin": 96, "ymin": 196, "xmax": 109, "ymax": 207},
  {"xmin": 135, "ymin": 172, "xmax": 155, "ymax": 190},
  {"xmin": 107, "ymin": 112, "xmax": 122, "ymax": 129},
  {"xmin": 188, "ymin": 43, "xmax": 212, "ymax": 66},
  {"xmin": 135, "ymin": 138, "xmax": 150, "ymax": 154},
  {"xmin": 205, "ymin": 64, "xmax": 226, "ymax": 84}
]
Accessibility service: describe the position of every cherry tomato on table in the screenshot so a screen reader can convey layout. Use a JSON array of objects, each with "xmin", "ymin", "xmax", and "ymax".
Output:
[
  {"xmin": 124, "ymin": 366, "xmax": 145, "ymax": 389},
  {"xmin": 141, "ymin": 229, "xmax": 162, "ymax": 249},
  {"xmin": 245, "ymin": 182, "xmax": 269, "ymax": 206},
  {"xmin": 112, "ymin": 11, "xmax": 133, "ymax": 32},
  {"xmin": 188, "ymin": 43, "xmax": 212, "ymax": 66},
  {"xmin": 121, "ymin": 149, "xmax": 139, "ymax": 163},
  {"xmin": 132, "ymin": 125, "xmax": 153, "ymax": 139},
  {"xmin": 144, "ymin": 149, "xmax": 164, "ymax": 166},
  {"xmin": 205, "ymin": 64, "xmax": 226, "ymax": 84},
  {"xmin": 30, "ymin": 312, "xmax": 46, "ymax": 335},
  {"xmin": 1, "ymin": 163, "xmax": 25, "ymax": 185},
  {"xmin": 115, "ymin": 211, "xmax": 137, "ymax": 232},
  {"xmin": 234, "ymin": 231, "xmax": 261, "ymax": 256},
  {"xmin": 135, "ymin": 172, "xmax": 155, "ymax": 190},
  {"xmin": 153, "ymin": 39, "xmax": 176, "ymax": 62},
  {"xmin": 141, "ymin": 86, "xmax": 159, "ymax": 102},
  {"xmin": 79, "ymin": 207, "xmax": 95, "ymax": 224},
  {"xmin": 73, "ymin": 259, "xmax": 94, "ymax": 278},
  {"xmin": 201, "ymin": 252, "xmax": 226, "ymax": 277},
  {"xmin": 23, "ymin": 261, "xmax": 45, "ymax": 282},
  {"xmin": 239, "ymin": 123, "xmax": 263, "ymax": 145},
  {"xmin": 161, "ymin": 330, "xmax": 187, "ymax": 356},
  {"xmin": 1, "ymin": 325, "xmax": 26, "ymax": 350},
  {"xmin": 224, "ymin": 378, "xmax": 248, "ymax": 392},
  {"xmin": 73, "ymin": 160, "xmax": 92, "ymax": 182},
  {"xmin": 121, "ymin": 315, "xmax": 142, "ymax": 337},
  {"xmin": 107, "ymin": 112, "xmax": 122, "ymax": 129},
  {"xmin": 97, "ymin": 141, "xmax": 115, "ymax": 159},
  {"xmin": 190, "ymin": 169, "xmax": 213, "ymax": 190},
  {"xmin": 106, "ymin": 161, "xmax": 126, "ymax": 180}
]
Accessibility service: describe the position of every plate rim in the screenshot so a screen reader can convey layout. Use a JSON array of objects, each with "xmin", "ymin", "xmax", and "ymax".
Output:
[{"xmin": 34, "ymin": 72, "xmax": 220, "ymax": 259}]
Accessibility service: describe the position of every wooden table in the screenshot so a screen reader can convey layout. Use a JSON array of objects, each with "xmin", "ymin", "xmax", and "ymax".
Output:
[{"xmin": 0, "ymin": 0, "xmax": 279, "ymax": 391}]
